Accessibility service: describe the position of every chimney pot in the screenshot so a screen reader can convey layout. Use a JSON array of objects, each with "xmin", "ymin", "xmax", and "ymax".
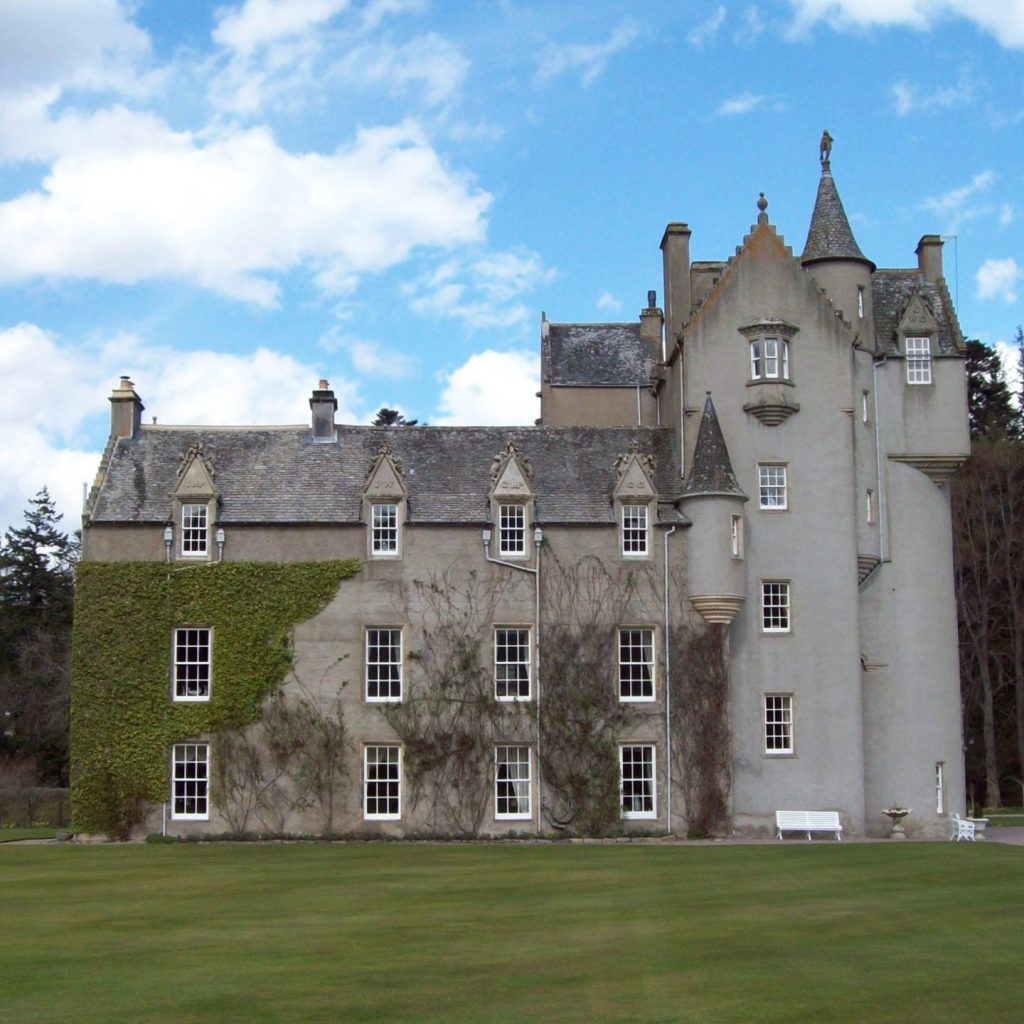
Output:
[
  {"xmin": 310, "ymin": 380, "xmax": 338, "ymax": 443},
  {"xmin": 109, "ymin": 377, "xmax": 144, "ymax": 439}
]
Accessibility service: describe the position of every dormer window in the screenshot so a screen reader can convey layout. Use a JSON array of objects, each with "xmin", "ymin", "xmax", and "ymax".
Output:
[
  {"xmin": 371, "ymin": 503, "xmax": 399, "ymax": 556},
  {"xmin": 750, "ymin": 336, "xmax": 790, "ymax": 381},
  {"xmin": 180, "ymin": 503, "xmax": 208, "ymax": 556},
  {"xmin": 621, "ymin": 504, "xmax": 649, "ymax": 556},
  {"xmin": 906, "ymin": 337, "xmax": 932, "ymax": 385},
  {"xmin": 499, "ymin": 503, "xmax": 527, "ymax": 556}
]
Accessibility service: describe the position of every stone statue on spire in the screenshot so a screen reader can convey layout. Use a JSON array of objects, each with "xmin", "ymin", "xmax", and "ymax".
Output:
[{"xmin": 819, "ymin": 130, "xmax": 833, "ymax": 165}]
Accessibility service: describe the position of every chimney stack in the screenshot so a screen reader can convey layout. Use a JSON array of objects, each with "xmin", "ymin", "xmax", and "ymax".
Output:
[
  {"xmin": 661, "ymin": 223, "xmax": 692, "ymax": 344},
  {"xmin": 916, "ymin": 235, "xmax": 944, "ymax": 283},
  {"xmin": 109, "ymin": 376, "xmax": 144, "ymax": 439},
  {"xmin": 310, "ymin": 379, "xmax": 337, "ymax": 442}
]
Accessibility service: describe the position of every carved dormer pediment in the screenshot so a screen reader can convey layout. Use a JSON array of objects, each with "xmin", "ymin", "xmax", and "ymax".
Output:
[
  {"xmin": 898, "ymin": 292, "xmax": 937, "ymax": 335},
  {"xmin": 364, "ymin": 443, "xmax": 406, "ymax": 498},
  {"xmin": 613, "ymin": 442, "xmax": 656, "ymax": 499},
  {"xmin": 174, "ymin": 442, "xmax": 217, "ymax": 499},
  {"xmin": 490, "ymin": 441, "xmax": 534, "ymax": 497}
]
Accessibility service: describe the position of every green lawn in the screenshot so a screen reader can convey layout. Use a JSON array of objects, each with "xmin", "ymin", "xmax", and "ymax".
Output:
[
  {"xmin": 1, "ymin": 842, "xmax": 1021, "ymax": 1023},
  {"xmin": 0, "ymin": 826, "xmax": 57, "ymax": 843}
]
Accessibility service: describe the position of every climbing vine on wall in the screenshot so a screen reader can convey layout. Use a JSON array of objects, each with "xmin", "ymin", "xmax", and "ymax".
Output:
[{"xmin": 70, "ymin": 560, "xmax": 358, "ymax": 834}]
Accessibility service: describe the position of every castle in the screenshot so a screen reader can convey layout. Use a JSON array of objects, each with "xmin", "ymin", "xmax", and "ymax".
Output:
[{"xmin": 74, "ymin": 141, "xmax": 969, "ymax": 839}]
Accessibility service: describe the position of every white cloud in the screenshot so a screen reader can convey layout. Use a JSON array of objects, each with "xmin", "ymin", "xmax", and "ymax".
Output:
[
  {"xmin": 688, "ymin": 6, "xmax": 727, "ymax": 48},
  {"xmin": 327, "ymin": 33, "xmax": 469, "ymax": 106},
  {"xmin": 976, "ymin": 257, "xmax": 1021, "ymax": 302},
  {"xmin": 596, "ymin": 292, "xmax": 622, "ymax": 312},
  {"xmin": 919, "ymin": 170, "xmax": 998, "ymax": 232},
  {"xmin": 999, "ymin": 203, "xmax": 1015, "ymax": 226},
  {"xmin": 0, "ymin": 321, "xmax": 364, "ymax": 534},
  {"xmin": 786, "ymin": 1, "xmax": 1024, "ymax": 49},
  {"xmin": 433, "ymin": 350, "xmax": 539, "ymax": 426},
  {"xmin": 0, "ymin": 113, "xmax": 490, "ymax": 305},
  {"xmin": 0, "ymin": 0, "xmax": 152, "ymax": 94},
  {"xmin": 735, "ymin": 6, "xmax": 767, "ymax": 44},
  {"xmin": 890, "ymin": 67, "xmax": 975, "ymax": 115},
  {"xmin": 405, "ymin": 247, "xmax": 554, "ymax": 328},
  {"xmin": 212, "ymin": 0, "xmax": 350, "ymax": 56},
  {"xmin": 716, "ymin": 91, "xmax": 765, "ymax": 116},
  {"xmin": 319, "ymin": 329, "xmax": 415, "ymax": 378},
  {"xmin": 535, "ymin": 20, "xmax": 640, "ymax": 87}
]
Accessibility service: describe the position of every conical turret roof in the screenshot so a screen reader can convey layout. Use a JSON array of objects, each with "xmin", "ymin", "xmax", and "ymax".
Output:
[
  {"xmin": 801, "ymin": 154, "xmax": 875, "ymax": 271},
  {"xmin": 682, "ymin": 394, "xmax": 745, "ymax": 498}
]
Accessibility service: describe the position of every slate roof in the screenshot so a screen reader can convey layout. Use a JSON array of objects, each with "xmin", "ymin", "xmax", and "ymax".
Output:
[
  {"xmin": 681, "ymin": 395, "xmax": 745, "ymax": 499},
  {"xmin": 872, "ymin": 271, "xmax": 964, "ymax": 356},
  {"xmin": 542, "ymin": 323, "xmax": 652, "ymax": 386},
  {"xmin": 801, "ymin": 164, "xmax": 874, "ymax": 270},
  {"xmin": 89, "ymin": 425, "xmax": 687, "ymax": 527}
]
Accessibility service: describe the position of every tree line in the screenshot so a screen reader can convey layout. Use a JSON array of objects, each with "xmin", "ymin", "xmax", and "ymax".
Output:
[{"xmin": 953, "ymin": 328, "xmax": 1024, "ymax": 808}]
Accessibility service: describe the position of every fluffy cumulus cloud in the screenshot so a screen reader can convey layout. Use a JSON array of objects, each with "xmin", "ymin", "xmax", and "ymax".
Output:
[
  {"xmin": 0, "ymin": 0, "xmax": 152, "ymax": 93},
  {"xmin": 786, "ymin": 0, "xmax": 1024, "ymax": 48},
  {"xmin": 976, "ymin": 257, "xmax": 1021, "ymax": 302},
  {"xmin": 535, "ymin": 20, "xmax": 640, "ymax": 87},
  {"xmin": 0, "ymin": 322, "xmax": 362, "ymax": 534},
  {"xmin": 433, "ymin": 350, "xmax": 539, "ymax": 425},
  {"xmin": 0, "ymin": 114, "xmax": 490, "ymax": 305}
]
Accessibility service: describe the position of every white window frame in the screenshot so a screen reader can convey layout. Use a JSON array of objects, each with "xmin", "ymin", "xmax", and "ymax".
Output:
[
  {"xmin": 494, "ymin": 627, "xmax": 531, "ymax": 702},
  {"xmin": 935, "ymin": 762, "xmax": 945, "ymax": 815},
  {"xmin": 621, "ymin": 504, "xmax": 649, "ymax": 557},
  {"xmin": 866, "ymin": 489, "xmax": 875, "ymax": 524},
  {"xmin": 730, "ymin": 515, "xmax": 743, "ymax": 559},
  {"xmin": 498, "ymin": 503, "xmax": 526, "ymax": 556},
  {"xmin": 619, "ymin": 627, "xmax": 655, "ymax": 702},
  {"xmin": 761, "ymin": 581, "xmax": 791, "ymax": 633},
  {"xmin": 862, "ymin": 391, "xmax": 870, "ymax": 424},
  {"xmin": 620, "ymin": 744, "xmax": 656, "ymax": 819},
  {"xmin": 763, "ymin": 694, "xmax": 794, "ymax": 755},
  {"xmin": 758, "ymin": 464, "xmax": 788, "ymax": 511},
  {"xmin": 171, "ymin": 742, "xmax": 209, "ymax": 820},
  {"xmin": 495, "ymin": 745, "xmax": 532, "ymax": 820},
  {"xmin": 173, "ymin": 627, "xmax": 211, "ymax": 702},
  {"xmin": 750, "ymin": 337, "xmax": 790, "ymax": 381},
  {"xmin": 363, "ymin": 745, "xmax": 401, "ymax": 820},
  {"xmin": 180, "ymin": 503, "xmax": 208, "ymax": 557},
  {"xmin": 365, "ymin": 628, "xmax": 403, "ymax": 703},
  {"xmin": 906, "ymin": 336, "xmax": 932, "ymax": 385},
  {"xmin": 370, "ymin": 502, "xmax": 400, "ymax": 557}
]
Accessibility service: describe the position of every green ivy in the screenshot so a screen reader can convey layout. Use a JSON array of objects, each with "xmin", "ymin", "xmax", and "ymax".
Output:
[{"xmin": 70, "ymin": 560, "xmax": 359, "ymax": 833}]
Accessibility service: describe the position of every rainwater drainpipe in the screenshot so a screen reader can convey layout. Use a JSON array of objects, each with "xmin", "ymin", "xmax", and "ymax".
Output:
[
  {"xmin": 482, "ymin": 527, "xmax": 543, "ymax": 834},
  {"xmin": 663, "ymin": 524, "xmax": 677, "ymax": 836},
  {"xmin": 871, "ymin": 356, "xmax": 888, "ymax": 564}
]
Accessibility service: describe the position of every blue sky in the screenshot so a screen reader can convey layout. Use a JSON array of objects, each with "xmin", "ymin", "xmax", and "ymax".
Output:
[{"xmin": 1, "ymin": 0, "xmax": 1022, "ymax": 535}]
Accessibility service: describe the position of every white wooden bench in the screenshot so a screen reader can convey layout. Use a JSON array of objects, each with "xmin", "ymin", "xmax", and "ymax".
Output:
[{"xmin": 775, "ymin": 810, "xmax": 843, "ymax": 841}]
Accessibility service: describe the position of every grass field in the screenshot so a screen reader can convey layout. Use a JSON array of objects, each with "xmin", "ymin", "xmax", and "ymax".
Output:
[
  {"xmin": 1, "ymin": 842, "xmax": 1022, "ymax": 1023},
  {"xmin": 0, "ymin": 826, "xmax": 58, "ymax": 843}
]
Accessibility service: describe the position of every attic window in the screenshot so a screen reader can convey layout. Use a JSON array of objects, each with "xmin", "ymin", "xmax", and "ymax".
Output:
[{"xmin": 906, "ymin": 337, "xmax": 932, "ymax": 385}]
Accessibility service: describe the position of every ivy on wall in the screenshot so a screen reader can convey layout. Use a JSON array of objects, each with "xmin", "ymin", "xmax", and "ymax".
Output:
[{"xmin": 70, "ymin": 560, "xmax": 358, "ymax": 834}]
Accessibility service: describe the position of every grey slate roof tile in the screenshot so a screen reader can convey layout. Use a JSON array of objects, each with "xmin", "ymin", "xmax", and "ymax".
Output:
[
  {"xmin": 542, "ymin": 323, "xmax": 651, "ymax": 386},
  {"xmin": 89, "ymin": 425, "xmax": 686, "ymax": 527},
  {"xmin": 801, "ymin": 166, "xmax": 874, "ymax": 269},
  {"xmin": 872, "ymin": 271, "xmax": 964, "ymax": 356},
  {"xmin": 682, "ymin": 395, "xmax": 745, "ymax": 498}
]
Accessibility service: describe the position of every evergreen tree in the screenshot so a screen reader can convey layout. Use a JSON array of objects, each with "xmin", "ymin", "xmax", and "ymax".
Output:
[
  {"xmin": 0, "ymin": 488, "xmax": 77, "ymax": 783},
  {"xmin": 372, "ymin": 407, "xmax": 419, "ymax": 427},
  {"xmin": 964, "ymin": 338, "xmax": 1019, "ymax": 440}
]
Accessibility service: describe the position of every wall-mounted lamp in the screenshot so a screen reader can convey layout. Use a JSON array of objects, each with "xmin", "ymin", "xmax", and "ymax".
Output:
[
  {"xmin": 533, "ymin": 525, "xmax": 543, "ymax": 546},
  {"xmin": 163, "ymin": 524, "xmax": 173, "ymax": 562},
  {"xmin": 481, "ymin": 527, "xmax": 492, "ymax": 545},
  {"xmin": 215, "ymin": 527, "xmax": 226, "ymax": 562}
]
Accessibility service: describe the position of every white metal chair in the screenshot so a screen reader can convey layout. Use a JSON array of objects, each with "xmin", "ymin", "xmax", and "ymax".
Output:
[{"xmin": 950, "ymin": 813, "xmax": 976, "ymax": 841}]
